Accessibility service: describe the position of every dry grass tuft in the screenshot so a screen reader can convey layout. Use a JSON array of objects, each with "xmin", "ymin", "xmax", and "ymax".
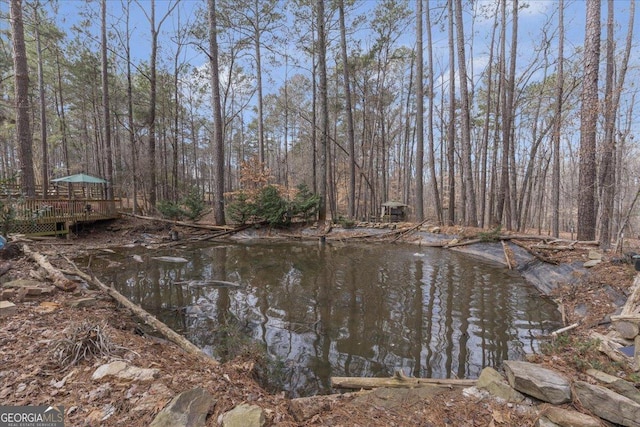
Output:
[{"xmin": 50, "ymin": 321, "xmax": 116, "ymax": 370}]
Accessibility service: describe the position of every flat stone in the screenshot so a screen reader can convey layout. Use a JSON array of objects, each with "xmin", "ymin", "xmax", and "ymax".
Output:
[
  {"xmin": 220, "ymin": 404, "xmax": 265, "ymax": 427},
  {"xmin": 588, "ymin": 250, "xmax": 602, "ymax": 260},
  {"xmin": 131, "ymin": 383, "xmax": 173, "ymax": 413},
  {"xmin": 574, "ymin": 380, "xmax": 640, "ymax": 427},
  {"xmin": 2, "ymin": 279, "xmax": 43, "ymax": 289},
  {"xmin": 583, "ymin": 259, "xmax": 602, "ymax": 268},
  {"xmin": 67, "ymin": 297, "xmax": 97, "ymax": 308},
  {"xmin": 288, "ymin": 395, "xmax": 333, "ymax": 422},
  {"xmin": 150, "ymin": 387, "xmax": 215, "ymax": 427},
  {"xmin": 542, "ymin": 406, "xmax": 601, "ymax": 427},
  {"xmin": 0, "ymin": 289, "xmax": 15, "ymax": 300},
  {"xmin": 351, "ymin": 386, "xmax": 445, "ymax": 410},
  {"xmin": 586, "ymin": 369, "xmax": 640, "ymax": 404},
  {"xmin": 0, "ymin": 300, "xmax": 17, "ymax": 317},
  {"xmin": 476, "ymin": 367, "xmax": 525, "ymax": 403},
  {"xmin": 503, "ymin": 361, "xmax": 571, "ymax": 404},
  {"xmin": 92, "ymin": 361, "xmax": 159, "ymax": 382},
  {"xmin": 536, "ymin": 418, "xmax": 560, "ymax": 427}
]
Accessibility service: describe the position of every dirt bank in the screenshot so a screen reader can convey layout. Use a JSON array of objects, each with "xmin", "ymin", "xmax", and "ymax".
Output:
[{"xmin": 1, "ymin": 216, "xmax": 638, "ymax": 426}]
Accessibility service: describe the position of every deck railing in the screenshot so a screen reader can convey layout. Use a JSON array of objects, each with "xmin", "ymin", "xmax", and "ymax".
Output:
[{"xmin": 4, "ymin": 198, "xmax": 121, "ymax": 236}]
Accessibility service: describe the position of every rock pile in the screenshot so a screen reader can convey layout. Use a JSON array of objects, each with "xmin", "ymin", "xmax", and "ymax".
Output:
[{"xmin": 473, "ymin": 360, "xmax": 640, "ymax": 427}]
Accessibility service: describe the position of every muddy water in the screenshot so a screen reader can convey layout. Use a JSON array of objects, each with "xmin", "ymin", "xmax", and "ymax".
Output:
[{"xmin": 85, "ymin": 241, "xmax": 561, "ymax": 397}]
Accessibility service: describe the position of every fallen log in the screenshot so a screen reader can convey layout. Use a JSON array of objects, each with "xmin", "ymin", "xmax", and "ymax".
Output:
[
  {"xmin": 444, "ymin": 238, "xmax": 482, "ymax": 249},
  {"xmin": 331, "ymin": 372, "xmax": 476, "ymax": 390},
  {"xmin": 21, "ymin": 244, "xmax": 77, "ymax": 291},
  {"xmin": 122, "ymin": 212, "xmax": 231, "ymax": 232},
  {"xmin": 65, "ymin": 257, "xmax": 218, "ymax": 366}
]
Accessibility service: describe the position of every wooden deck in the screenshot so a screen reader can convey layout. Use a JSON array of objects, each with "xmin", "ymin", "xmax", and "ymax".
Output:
[{"xmin": 7, "ymin": 198, "xmax": 122, "ymax": 236}]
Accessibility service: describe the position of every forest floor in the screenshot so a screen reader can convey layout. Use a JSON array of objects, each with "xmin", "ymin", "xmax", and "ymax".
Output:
[{"xmin": 0, "ymin": 215, "xmax": 639, "ymax": 426}]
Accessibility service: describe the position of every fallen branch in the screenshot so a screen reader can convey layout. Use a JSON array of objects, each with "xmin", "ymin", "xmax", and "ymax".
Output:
[
  {"xmin": 65, "ymin": 257, "xmax": 218, "ymax": 366},
  {"xmin": 444, "ymin": 238, "xmax": 482, "ymax": 249},
  {"xmin": 122, "ymin": 212, "xmax": 231, "ymax": 232},
  {"xmin": 391, "ymin": 219, "xmax": 431, "ymax": 242},
  {"xmin": 502, "ymin": 241, "xmax": 514, "ymax": 269},
  {"xmin": 550, "ymin": 322, "xmax": 579, "ymax": 337},
  {"xmin": 331, "ymin": 371, "xmax": 476, "ymax": 390},
  {"xmin": 21, "ymin": 244, "xmax": 77, "ymax": 291}
]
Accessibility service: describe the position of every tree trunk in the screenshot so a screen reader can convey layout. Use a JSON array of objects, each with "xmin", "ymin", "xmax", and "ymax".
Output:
[
  {"xmin": 101, "ymin": 0, "xmax": 114, "ymax": 200},
  {"xmin": 316, "ymin": 0, "xmax": 327, "ymax": 224},
  {"xmin": 551, "ymin": 0, "xmax": 564, "ymax": 237},
  {"xmin": 446, "ymin": 0, "xmax": 455, "ymax": 226},
  {"xmin": 415, "ymin": 0, "xmax": 424, "ymax": 221},
  {"xmin": 338, "ymin": 0, "xmax": 356, "ymax": 219},
  {"xmin": 577, "ymin": 0, "xmax": 601, "ymax": 241},
  {"xmin": 35, "ymin": 10, "xmax": 48, "ymax": 199},
  {"xmin": 10, "ymin": 0, "xmax": 36, "ymax": 197},
  {"xmin": 209, "ymin": 0, "xmax": 226, "ymax": 225},
  {"xmin": 454, "ymin": 0, "xmax": 477, "ymax": 226},
  {"xmin": 599, "ymin": 0, "xmax": 633, "ymax": 249}
]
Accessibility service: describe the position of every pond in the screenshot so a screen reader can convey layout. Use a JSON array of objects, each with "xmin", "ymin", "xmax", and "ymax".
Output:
[{"xmin": 83, "ymin": 241, "xmax": 561, "ymax": 397}]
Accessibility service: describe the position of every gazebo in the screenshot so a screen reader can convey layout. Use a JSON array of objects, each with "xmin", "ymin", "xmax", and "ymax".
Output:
[
  {"xmin": 51, "ymin": 173, "xmax": 107, "ymax": 199},
  {"xmin": 381, "ymin": 201, "xmax": 408, "ymax": 222}
]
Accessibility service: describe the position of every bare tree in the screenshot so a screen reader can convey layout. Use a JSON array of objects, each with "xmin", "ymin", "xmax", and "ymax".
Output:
[
  {"xmin": 139, "ymin": 0, "xmax": 179, "ymax": 209},
  {"xmin": 599, "ymin": 0, "xmax": 634, "ymax": 248},
  {"xmin": 425, "ymin": 0, "xmax": 442, "ymax": 225},
  {"xmin": 551, "ymin": 0, "xmax": 564, "ymax": 237},
  {"xmin": 577, "ymin": 0, "xmax": 601, "ymax": 241},
  {"xmin": 10, "ymin": 0, "xmax": 36, "ymax": 197},
  {"xmin": 101, "ymin": 0, "xmax": 114, "ymax": 199},
  {"xmin": 415, "ymin": 0, "xmax": 424, "ymax": 221},
  {"xmin": 209, "ymin": 0, "xmax": 225, "ymax": 225},
  {"xmin": 338, "ymin": 0, "xmax": 356, "ymax": 219},
  {"xmin": 316, "ymin": 0, "xmax": 328, "ymax": 224},
  {"xmin": 33, "ymin": 2, "xmax": 48, "ymax": 198},
  {"xmin": 454, "ymin": 0, "xmax": 477, "ymax": 226}
]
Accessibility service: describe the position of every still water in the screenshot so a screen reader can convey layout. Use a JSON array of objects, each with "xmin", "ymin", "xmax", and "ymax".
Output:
[{"xmin": 85, "ymin": 241, "xmax": 561, "ymax": 397}]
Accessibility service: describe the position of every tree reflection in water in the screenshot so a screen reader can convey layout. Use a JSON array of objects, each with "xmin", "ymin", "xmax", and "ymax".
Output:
[{"xmin": 86, "ymin": 241, "xmax": 561, "ymax": 397}]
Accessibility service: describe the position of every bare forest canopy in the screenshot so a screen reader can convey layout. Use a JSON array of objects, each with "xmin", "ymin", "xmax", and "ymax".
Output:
[{"xmin": 1, "ymin": 0, "xmax": 639, "ymax": 246}]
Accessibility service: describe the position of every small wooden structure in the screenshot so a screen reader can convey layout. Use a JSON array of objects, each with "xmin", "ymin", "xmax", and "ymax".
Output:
[
  {"xmin": 3, "ymin": 173, "xmax": 121, "ymax": 237},
  {"xmin": 381, "ymin": 201, "xmax": 408, "ymax": 222}
]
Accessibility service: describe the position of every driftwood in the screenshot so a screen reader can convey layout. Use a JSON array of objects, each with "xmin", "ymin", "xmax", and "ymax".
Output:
[
  {"xmin": 65, "ymin": 257, "xmax": 218, "ymax": 366},
  {"xmin": 590, "ymin": 331, "xmax": 634, "ymax": 369},
  {"xmin": 331, "ymin": 371, "xmax": 476, "ymax": 390},
  {"xmin": 620, "ymin": 274, "xmax": 640, "ymax": 317},
  {"xmin": 550, "ymin": 322, "xmax": 579, "ymax": 337},
  {"xmin": 21, "ymin": 244, "xmax": 77, "ymax": 291}
]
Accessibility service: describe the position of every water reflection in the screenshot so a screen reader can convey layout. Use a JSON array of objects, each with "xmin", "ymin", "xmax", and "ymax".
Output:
[{"xmin": 85, "ymin": 241, "xmax": 561, "ymax": 397}]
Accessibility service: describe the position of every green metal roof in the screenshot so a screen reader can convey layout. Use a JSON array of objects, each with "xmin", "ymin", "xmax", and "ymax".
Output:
[{"xmin": 51, "ymin": 173, "xmax": 107, "ymax": 184}]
